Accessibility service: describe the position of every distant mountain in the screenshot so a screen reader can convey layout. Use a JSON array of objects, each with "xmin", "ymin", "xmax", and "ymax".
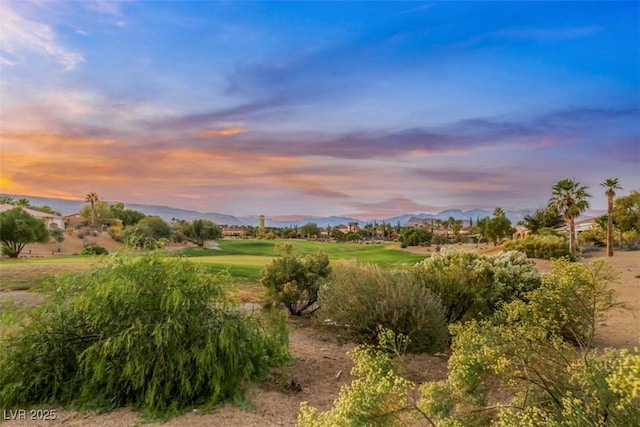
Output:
[
  {"xmin": 385, "ymin": 209, "xmax": 532, "ymax": 225},
  {"xmin": 0, "ymin": 193, "xmax": 534, "ymax": 227}
]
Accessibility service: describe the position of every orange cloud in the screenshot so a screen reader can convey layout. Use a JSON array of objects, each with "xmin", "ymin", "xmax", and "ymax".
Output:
[{"xmin": 202, "ymin": 126, "xmax": 244, "ymax": 137}]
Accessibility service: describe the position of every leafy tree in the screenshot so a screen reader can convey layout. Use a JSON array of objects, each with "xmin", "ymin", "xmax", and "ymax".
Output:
[
  {"xmin": 110, "ymin": 202, "xmax": 146, "ymax": 226},
  {"xmin": 0, "ymin": 207, "xmax": 50, "ymax": 257},
  {"xmin": 0, "ymin": 196, "xmax": 14, "ymax": 204},
  {"xmin": 401, "ymin": 227, "xmax": 432, "ymax": 246},
  {"xmin": 136, "ymin": 215, "xmax": 171, "ymax": 240},
  {"xmin": 0, "ymin": 254, "xmax": 289, "ymax": 418},
  {"xmin": 484, "ymin": 207, "xmax": 514, "ymax": 245},
  {"xmin": 329, "ymin": 226, "xmax": 345, "ymax": 241},
  {"xmin": 186, "ymin": 219, "xmax": 222, "ymax": 246},
  {"xmin": 15, "ymin": 198, "xmax": 31, "ymax": 208},
  {"xmin": 613, "ymin": 189, "xmax": 640, "ymax": 234},
  {"xmin": 80, "ymin": 201, "xmax": 112, "ymax": 227},
  {"xmin": 300, "ymin": 222, "xmax": 320, "ymax": 239},
  {"xmin": 548, "ymin": 178, "xmax": 591, "ymax": 258},
  {"xmin": 601, "ymin": 178, "xmax": 622, "ymax": 257},
  {"xmin": 518, "ymin": 206, "xmax": 564, "ymax": 233},
  {"xmin": 50, "ymin": 227, "xmax": 65, "ymax": 252},
  {"xmin": 261, "ymin": 244, "xmax": 331, "ymax": 316},
  {"xmin": 85, "ymin": 192, "xmax": 99, "ymax": 227}
]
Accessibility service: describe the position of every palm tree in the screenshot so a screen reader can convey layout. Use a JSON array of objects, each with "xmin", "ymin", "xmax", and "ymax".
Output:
[
  {"xmin": 548, "ymin": 178, "xmax": 591, "ymax": 259},
  {"xmin": 601, "ymin": 178, "xmax": 622, "ymax": 257},
  {"xmin": 85, "ymin": 192, "xmax": 100, "ymax": 227}
]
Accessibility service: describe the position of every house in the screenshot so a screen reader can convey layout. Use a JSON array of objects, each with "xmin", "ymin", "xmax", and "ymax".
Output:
[
  {"xmin": 222, "ymin": 226, "xmax": 246, "ymax": 237},
  {"xmin": 63, "ymin": 213, "xmax": 85, "ymax": 228},
  {"xmin": 0, "ymin": 204, "xmax": 65, "ymax": 229},
  {"xmin": 555, "ymin": 217, "xmax": 597, "ymax": 239},
  {"xmin": 512, "ymin": 225, "xmax": 531, "ymax": 240}
]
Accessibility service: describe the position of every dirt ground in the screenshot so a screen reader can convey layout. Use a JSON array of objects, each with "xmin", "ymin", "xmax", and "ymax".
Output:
[{"xmin": 0, "ymin": 245, "xmax": 638, "ymax": 427}]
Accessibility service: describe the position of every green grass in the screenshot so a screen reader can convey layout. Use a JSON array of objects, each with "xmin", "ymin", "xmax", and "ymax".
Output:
[
  {"xmin": 0, "ymin": 240, "xmax": 426, "ymax": 294},
  {"xmin": 177, "ymin": 239, "xmax": 427, "ymax": 267}
]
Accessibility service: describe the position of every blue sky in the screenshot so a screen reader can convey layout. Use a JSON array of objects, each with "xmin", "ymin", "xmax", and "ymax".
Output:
[{"xmin": 1, "ymin": 1, "xmax": 638, "ymax": 218}]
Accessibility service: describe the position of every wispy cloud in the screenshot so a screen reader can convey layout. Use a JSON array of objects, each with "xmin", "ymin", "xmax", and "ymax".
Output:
[{"xmin": 0, "ymin": 2, "xmax": 83, "ymax": 70}]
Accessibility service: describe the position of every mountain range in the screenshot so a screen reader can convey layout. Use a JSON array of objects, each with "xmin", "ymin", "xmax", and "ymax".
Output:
[{"xmin": 1, "ymin": 193, "xmax": 536, "ymax": 227}]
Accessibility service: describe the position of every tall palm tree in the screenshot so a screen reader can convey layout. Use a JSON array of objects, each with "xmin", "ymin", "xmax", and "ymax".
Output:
[
  {"xmin": 548, "ymin": 178, "xmax": 591, "ymax": 259},
  {"xmin": 85, "ymin": 192, "xmax": 99, "ymax": 227},
  {"xmin": 601, "ymin": 178, "xmax": 622, "ymax": 257}
]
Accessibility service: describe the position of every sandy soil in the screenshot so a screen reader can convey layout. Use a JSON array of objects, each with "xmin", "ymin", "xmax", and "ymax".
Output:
[{"xmin": 0, "ymin": 245, "xmax": 638, "ymax": 427}]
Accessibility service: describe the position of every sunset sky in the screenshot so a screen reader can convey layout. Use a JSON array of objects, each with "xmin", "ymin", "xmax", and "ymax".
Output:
[{"xmin": 1, "ymin": 1, "xmax": 638, "ymax": 219}]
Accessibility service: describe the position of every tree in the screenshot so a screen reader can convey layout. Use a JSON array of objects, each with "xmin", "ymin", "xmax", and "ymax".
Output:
[
  {"xmin": 0, "ymin": 207, "xmax": 50, "ymax": 257},
  {"xmin": 186, "ymin": 219, "xmax": 222, "ymax": 246},
  {"xmin": 135, "ymin": 215, "xmax": 171, "ymax": 240},
  {"xmin": 548, "ymin": 178, "xmax": 591, "ymax": 259},
  {"xmin": 50, "ymin": 227, "xmax": 65, "ymax": 252},
  {"xmin": 484, "ymin": 207, "xmax": 514, "ymax": 245},
  {"xmin": 300, "ymin": 222, "xmax": 320, "ymax": 239},
  {"xmin": 110, "ymin": 202, "xmax": 145, "ymax": 226},
  {"xmin": 0, "ymin": 196, "xmax": 14, "ymax": 204},
  {"xmin": 601, "ymin": 178, "xmax": 622, "ymax": 257},
  {"xmin": 79, "ymin": 201, "xmax": 112, "ymax": 227},
  {"xmin": 85, "ymin": 192, "xmax": 100, "ymax": 227},
  {"xmin": 261, "ymin": 244, "xmax": 331, "ymax": 316},
  {"xmin": 519, "ymin": 207, "xmax": 565, "ymax": 233},
  {"xmin": 15, "ymin": 198, "xmax": 31, "ymax": 208},
  {"xmin": 614, "ymin": 190, "xmax": 640, "ymax": 234}
]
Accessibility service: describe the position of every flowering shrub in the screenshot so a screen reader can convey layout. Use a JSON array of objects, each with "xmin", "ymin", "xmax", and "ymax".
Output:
[
  {"xmin": 413, "ymin": 249, "xmax": 541, "ymax": 323},
  {"xmin": 299, "ymin": 258, "xmax": 637, "ymax": 426}
]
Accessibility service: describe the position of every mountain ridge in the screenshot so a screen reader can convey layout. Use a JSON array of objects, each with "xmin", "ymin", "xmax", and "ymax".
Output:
[{"xmin": 1, "ymin": 193, "xmax": 536, "ymax": 227}]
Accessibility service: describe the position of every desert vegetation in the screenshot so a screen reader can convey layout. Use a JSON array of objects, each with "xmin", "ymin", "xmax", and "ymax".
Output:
[{"xmin": 1, "ymin": 179, "xmax": 639, "ymax": 425}]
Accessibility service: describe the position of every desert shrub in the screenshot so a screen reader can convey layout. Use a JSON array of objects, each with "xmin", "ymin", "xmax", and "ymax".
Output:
[
  {"xmin": 261, "ymin": 244, "xmax": 331, "ymax": 316},
  {"xmin": 107, "ymin": 225, "xmax": 124, "ymax": 242},
  {"xmin": 621, "ymin": 229, "xmax": 640, "ymax": 250},
  {"xmin": 522, "ymin": 257, "xmax": 621, "ymax": 348},
  {"xmin": 80, "ymin": 244, "xmax": 109, "ymax": 255},
  {"xmin": 319, "ymin": 262, "xmax": 448, "ymax": 353},
  {"xmin": 300, "ymin": 259, "xmax": 637, "ymax": 427},
  {"xmin": 413, "ymin": 249, "xmax": 541, "ymax": 323},
  {"xmin": 504, "ymin": 234, "xmax": 571, "ymax": 259},
  {"xmin": 298, "ymin": 328, "xmax": 414, "ymax": 427},
  {"xmin": 0, "ymin": 254, "xmax": 289, "ymax": 418}
]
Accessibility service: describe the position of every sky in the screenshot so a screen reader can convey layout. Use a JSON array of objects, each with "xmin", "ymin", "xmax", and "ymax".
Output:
[{"xmin": 1, "ymin": 1, "xmax": 638, "ymax": 219}]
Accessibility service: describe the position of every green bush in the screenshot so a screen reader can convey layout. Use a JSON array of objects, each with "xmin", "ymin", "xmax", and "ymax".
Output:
[
  {"xmin": 413, "ymin": 249, "xmax": 541, "ymax": 323},
  {"xmin": 80, "ymin": 244, "xmax": 109, "ymax": 255},
  {"xmin": 504, "ymin": 234, "xmax": 571, "ymax": 259},
  {"xmin": 299, "ymin": 259, "xmax": 638, "ymax": 427},
  {"xmin": 319, "ymin": 262, "xmax": 448, "ymax": 353},
  {"xmin": 0, "ymin": 254, "xmax": 289, "ymax": 418},
  {"xmin": 261, "ymin": 244, "xmax": 331, "ymax": 316}
]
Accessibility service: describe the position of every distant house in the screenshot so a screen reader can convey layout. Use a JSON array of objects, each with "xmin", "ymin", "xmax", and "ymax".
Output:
[
  {"xmin": 556, "ymin": 217, "xmax": 597, "ymax": 238},
  {"xmin": 0, "ymin": 204, "xmax": 65, "ymax": 229},
  {"xmin": 63, "ymin": 213, "xmax": 85, "ymax": 228},
  {"xmin": 512, "ymin": 225, "xmax": 531, "ymax": 240},
  {"xmin": 336, "ymin": 223, "xmax": 360, "ymax": 234},
  {"xmin": 222, "ymin": 226, "xmax": 246, "ymax": 237}
]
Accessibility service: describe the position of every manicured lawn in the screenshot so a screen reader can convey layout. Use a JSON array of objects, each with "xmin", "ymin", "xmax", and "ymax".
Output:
[
  {"xmin": 177, "ymin": 239, "xmax": 427, "ymax": 267},
  {"xmin": 0, "ymin": 240, "xmax": 426, "ymax": 293}
]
